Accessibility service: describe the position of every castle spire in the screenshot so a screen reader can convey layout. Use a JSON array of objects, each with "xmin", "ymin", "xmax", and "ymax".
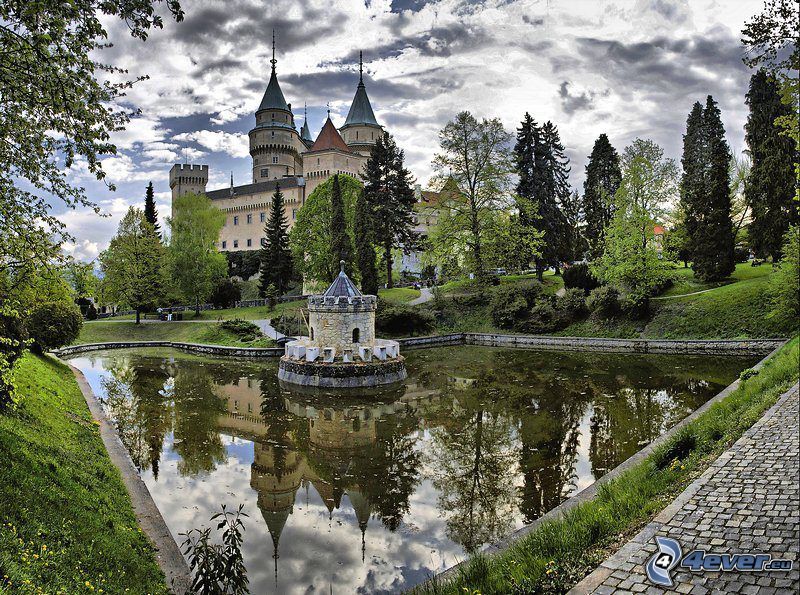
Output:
[
  {"xmin": 343, "ymin": 52, "xmax": 379, "ymax": 127},
  {"xmin": 359, "ymin": 50, "xmax": 363, "ymax": 85},
  {"xmin": 271, "ymin": 29, "xmax": 277, "ymax": 74},
  {"xmin": 257, "ymin": 30, "xmax": 290, "ymax": 112}
]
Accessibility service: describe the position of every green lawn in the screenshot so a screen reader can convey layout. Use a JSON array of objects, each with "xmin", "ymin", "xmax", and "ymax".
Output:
[
  {"xmin": 0, "ymin": 355, "xmax": 168, "ymax": 594},
  {"xmin": 438, "ymin": 271, "xmax": 562, "ymax": 296},
  {"xmin": 419, "ymin": 337, "xmax": 799, "ymax": 594},
  {"xmin": 379, "ymin": 287, "xmax": 422, "ymax": 304},
  {"xmin": 108, "ymin": 299, "xmax": 303, "ymax": 322},
  {"xmin": 660, "ymin": 262, "xmax": 773, "ymax": 297},
  {"xmin": 76, "ymin": 320, "xmax": 277, "ymax": 346}
]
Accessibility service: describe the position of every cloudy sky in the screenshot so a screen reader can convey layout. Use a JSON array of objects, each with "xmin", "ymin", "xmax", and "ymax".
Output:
[{"xmin": 60, "ymin": 0, "xmax": 762, "ymax": 261}]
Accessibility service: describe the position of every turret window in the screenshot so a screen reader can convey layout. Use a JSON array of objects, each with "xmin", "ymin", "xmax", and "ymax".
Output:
[
  {"xmin": 352, "ymin": 328, "xmax": 360, "ymax": 343},
  {"xmin": 246, "ymin": 214, "xmax": 252, "ymax": 224},
  {"xmin": 260, "ymin": 168, "xmax": 268, "ymax": 178},
  {"xmin": 233, "ymin": 215, "xmax": 239, "ymax": 226},
  {"xmin": 233, "ymin": 240, "xmax": 239, "ymax": 248},
  {"xmin": 247, "ymin": 239, "xmax": 252, "ymax": 247},
  {"xmin": 260, "ymin": 212, "xmax": 265, "ymax": 223},
  {"xmin": 272, "ymin": 156, "xmax": 278, "ymax": 164}
]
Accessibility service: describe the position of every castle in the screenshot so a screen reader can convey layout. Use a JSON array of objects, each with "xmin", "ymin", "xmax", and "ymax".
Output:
[{"xmin": 169, "ymin": 38, "xmax": 384, "ymax": 253}]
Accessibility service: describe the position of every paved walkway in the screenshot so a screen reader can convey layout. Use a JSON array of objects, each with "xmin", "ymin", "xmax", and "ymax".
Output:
[
  {"xmin": 252, "ymin": 318, "xmax": 286, "ymax": 340},
  {"xmin": 571, "ymin": 383, "xmax": 799, "ymax": 595},
  {"xmin": 409, "ymin": 287, "xmax": 434, "ymax": 305}
]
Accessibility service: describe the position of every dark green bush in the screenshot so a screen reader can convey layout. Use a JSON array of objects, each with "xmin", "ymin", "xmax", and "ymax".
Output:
[
  {"xmin": 520, "ymin": 301, "xmax": 559, "ymax": 333},
  {"xmin": 376, "ymin": 301, "xmax": 435, "ymax": 336},
  {"xmin": 272, "ymin": 310, "xmax": 308, "ymax": 337},
  {"xmin": 734, "ymin": 246, "xmax": 750, "ymax": 263},
  {"xmin": 490, "ymin": 289, "xmax": 529, "ymax": 329},
  {"xmin": 586, "ymin": 286, "xmax": 620, "ymax": 319},
  {"xmin": 0, "ymin": 306, "xmax": 29, "ymax": 408},
  {"xmin": 210, "ymin": 279, "xmax": 242, "ymax": 309},
  {"xmin": 556, "ymin": 288, "xmax": 587, "ymax": 323},
  {"xmin": 562, "ymin": 263, "xmax": 600, "ymax": 294},
  {"xmin": 26, "ymin": 301, "xmax": 83, "ymax": 353},
  {"xmin": 220, "ymin": 319, "xmax": 262, "ymax": 342}
]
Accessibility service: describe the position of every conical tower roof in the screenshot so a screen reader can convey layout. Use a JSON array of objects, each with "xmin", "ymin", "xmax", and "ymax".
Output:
[
  {"xmin": 258, "ymin": 32, "xmax": 290, "ymax": 113},
  {"xmin": 310, "ymin": 117, "xmax": 353, "ymax": 153},
  {"xmin": 324, "ymin": 261, "xmax": 362, "ymax": 298},
  {"xmin": 344, "ymin": 52, "xmax": 379, "ymax": 127},
  {"xmin": 301, "ymin": 119, "xmax": 312, "ymax": 142}
]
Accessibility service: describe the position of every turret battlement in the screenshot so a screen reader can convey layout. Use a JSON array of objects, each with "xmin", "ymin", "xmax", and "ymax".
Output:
[
  {"xmin": 308, "ymin": 295, "xmax": 377, "ymax": 312},
  {"xmin": 169, "ymin": 164, "xmax": 209, "ymax": 188}
]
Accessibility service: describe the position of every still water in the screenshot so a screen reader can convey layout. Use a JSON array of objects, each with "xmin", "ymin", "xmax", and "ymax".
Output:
[{"xmin": 66, "ymin": 346, "xmax": 755, "ymax": 594}]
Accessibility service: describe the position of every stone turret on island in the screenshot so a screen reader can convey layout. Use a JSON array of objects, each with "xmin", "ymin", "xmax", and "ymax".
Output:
[{"xmin": 278, "ymin": 262, "xmax": 406, "ymax": 388}]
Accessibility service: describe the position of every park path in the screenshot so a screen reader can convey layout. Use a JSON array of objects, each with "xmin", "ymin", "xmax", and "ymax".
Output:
[
  {"xmin": 409, "ymin": 287, "xmax": 434, "ymax": 305},
  {"xmin": 652, "ymin": 285, "xmax": 730, "ymax": 300},
  {"xmin": 570, "ymin": 383, "xmax": 800, "ymax": 595},
  {"xmin": 252, "ymin": 319, "xmax": 286, "ymax": 340}
]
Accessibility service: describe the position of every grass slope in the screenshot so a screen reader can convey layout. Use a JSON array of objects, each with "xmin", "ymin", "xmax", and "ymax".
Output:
[
  {"xmin": 0, "ymin": 355, "xmax": 168, "ymax": 594},
  {"xmin": 76, "ymin": 320, "xmax": 278, "ymax": 347},
  {"xmin": 419, "ymin": 337, "xmax": 799, "ymax": 594},
  {"xmin": 379, "ymin": 287, "xmax": 422, "ymax": 304}
]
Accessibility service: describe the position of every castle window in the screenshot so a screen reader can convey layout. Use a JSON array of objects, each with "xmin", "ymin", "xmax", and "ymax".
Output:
[
  {"xmin": 317, "ymin": 158, "xmax": 320, "ymax": 165},
  {"xmin": 246, "ymin": 214, "xmax": 252, "ymax": 224},
  {"xmin": 222, "ymin": 240, "xmax": 227, "ymax": 249},
  {"xmin": 292, "ymin": 209, "xmax": 297, "ymax": 219},
  {"xmin": 260, "ymin": 168, "xmax": 268, "ymax": 178},
  {"xmin": 271, "ymin": 131, "xmax": 275, "ymax": 137},
  {"xmin": 254, "ymin": 158, "xmax": 259, "ymax": 165},
  {"xmin": 233, "ymin": 239, "xmax": 239, "ymax": 248},
  {"xmin": 247, "ymin": 238, "xmax": 252, "ymax": 247},
  {"xmin": 260, "ymin": 212, "xmax": 265, "ymax": 223},
  {"xmin": 352, "ymin": 328, "xmax": 360, "ymax": 343},
  {"xmin": 371, "ymin": 132, "xmax": 374, "ymax": 139},
  {"xmin": 272, "ymin": 156, "xmax": 278, "ymax": 164},
  {"xmin": 310, "ymin": 327, "xmax": 315, "ymax": 340},
  {"xmin": 356, "ymin": 131, "xmax": 359, "ymax": 139},
  {"xmin": 233, "ymin": 215, "xmax": 239, "ymax": 226}
]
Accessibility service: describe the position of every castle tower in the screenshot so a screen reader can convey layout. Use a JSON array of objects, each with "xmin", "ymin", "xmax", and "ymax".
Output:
[
  {"xmin": 300, "ymin": 103, "xmax": 313, "ymax": 148},
  {"xmin": 303, "ymin": 120, "xmax": 363, "ymax": 195},
  {"xmin": 249, "ymin": 32, "xmax": 305, "ymax": 182},
  {"xmin": 339, "ymin": 52, "xmax": 383, "ymax": 156},
  {"xmin": 168, "ymin": 164, "xmax": 209, "ymax": 213}
]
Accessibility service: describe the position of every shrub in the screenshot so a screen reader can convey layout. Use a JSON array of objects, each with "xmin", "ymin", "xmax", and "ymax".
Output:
[
  {"xmin": 768, "ymin": 225, "xmax": 799, "ymax": 329},
  {"xmin": 556, "ymin": 288, "xmax": 587, "ymax": 323},
  {"xmin": 517, "ymin": 280, "xmax": 544, "ymax": 307},
  {"xmin": 86, "ymin": 303, "xmax": 98, "ymax": 320},
  {"xmin": 26, "ymin": 301, "xmax": 83, "ymax": 353},
  {"xmin": 210, "ymin": 278, "xmax": 242, "ymax": 309},
  {"xmin": 376, "ymin": 301, "xmax": 435, "ymax": 336},
  {"xmin": 272, "ymin": 310, "xmax": 308, "ymax": 337},
  {"xmin": 562, "ymin": 263, "xmax": 600, "ymax": 294},
  {"xmin": 0, "ymin": 306, "xmax": 28, "ymax": 408},
  {"xmin": 490, "ymin": 289, "xmax": 529, "ymax": 329},
  {"xmin": 520, "ymin": 301, "xmax": 559, "ymax": 333},
  {"xmin": 220, "ymin": 319, "xmax": 262, "ymax": 342},
  {"xmin": 650, "ymin": 276, "xmax": 674, "ymax": 297},
  {"xmin": 586, "ymin": 286, "xmax": 620, "ymax": 319},
  {"xmin": 734, "ymin": 246, "xmax": 750, "ymax": 263}
]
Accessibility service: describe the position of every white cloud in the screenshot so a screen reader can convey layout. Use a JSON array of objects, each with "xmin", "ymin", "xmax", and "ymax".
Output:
[{"xmin": 172, "ymin": 130, "xmax": 250, "ymax": 158}]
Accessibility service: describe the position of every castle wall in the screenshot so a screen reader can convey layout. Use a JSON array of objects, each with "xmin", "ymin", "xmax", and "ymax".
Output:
[
  {"xmin": 308, "ymin": 305, "xmax": 375, "ymax": 353},
  {"xmin": 215, "ymin": 185, "xmax": 304, "ymax": 251},
  {"xmin": 303, "ymin": 150, "xmax": 365, "ymax": 196}
]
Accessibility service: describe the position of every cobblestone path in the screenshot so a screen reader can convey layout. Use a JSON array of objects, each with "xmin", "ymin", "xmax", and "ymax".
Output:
[{"xmin": 570, "ymin": 383, "xmax": 799, "ymax": 595}]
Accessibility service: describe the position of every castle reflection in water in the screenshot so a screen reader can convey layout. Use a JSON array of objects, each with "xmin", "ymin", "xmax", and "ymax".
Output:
[{"xmin": 77, "ymin": 347, "xmax": 753, "ymax": 593}]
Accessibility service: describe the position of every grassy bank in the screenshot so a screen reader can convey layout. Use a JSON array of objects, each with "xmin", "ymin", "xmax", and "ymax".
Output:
[
  {"xmin": 76, "ymin": 320, "xmax": 278, "ymax": 346},
  {"xmin": 419, "ymin": 337, "xmax": 799, "ymax": 594},
  {"xmin": 0, "ymin": 355, "xmax": 168, "ymax": 594}
]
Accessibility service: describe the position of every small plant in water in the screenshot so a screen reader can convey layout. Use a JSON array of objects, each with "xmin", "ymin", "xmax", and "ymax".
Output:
[{"xmin": 180, "ymin": 504, "xmax": 249, "ymax": 595}]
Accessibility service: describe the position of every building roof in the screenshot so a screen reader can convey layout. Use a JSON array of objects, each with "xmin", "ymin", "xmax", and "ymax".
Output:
[
  {"xmin": 300, "ymin": 119, "xmax": 312, "ymax": 142},
  {"xmin": 206, "ymin": 177, "xmax": 301, "ymax": 200},
  {"xmin": 343, "ymin": 80, "xmax": 379, "ymax": 127},
  {"xmin": 323, "ymin": 262, "xmax": 363, "ymax": 297},
  {"xmin": 309, "ymin": 117, "xmax": 353, "ymax": 153},
  {"xmin": 258, "ymin": 68, "xmax": 290, "ymax": 112}
]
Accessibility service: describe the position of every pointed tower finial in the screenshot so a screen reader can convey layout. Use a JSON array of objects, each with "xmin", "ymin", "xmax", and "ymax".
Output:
[
  {"xmin": 359, "ymin": 50, "xmax": 363, "ymax": 84},
  {"xmin": 327, "ymin": 101, "xmax": 331, "ymax": 118},
  {"xmin": 339, "ymin": 260, "xmax": 346, "ymax": 273},
  {"xmin": 271, "ymin": 29, "xmax": 277, "ymax": 73}
]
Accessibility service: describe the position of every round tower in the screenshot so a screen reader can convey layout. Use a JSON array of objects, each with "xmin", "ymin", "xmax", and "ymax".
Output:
[
  {"xmin": 339, "ymin": 52, "xmax": 383, "ymax": 157},
  {"xmin": 249, "ymin": 32, "xmax": 305, "ymax": 182}
]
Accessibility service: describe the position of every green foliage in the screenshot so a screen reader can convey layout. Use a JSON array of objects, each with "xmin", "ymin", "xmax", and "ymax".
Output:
[
  {"xmin": 272, "ymin": 309, "xmax": 308, "ymax": 337},
  {"xmin": 290, "ymin": 174, "xmax": 361, "ymax": 283},
  {"xmin": 482, "ymin": 206, "xmax": 543, "ymax": 272},
  {"xmin": 562, "ymin": 263, "xmax": 599, "ymax": 293},
  {"xmin": 64, "ymin": 261, "xmax": 99, "ymax": 299},
  {"xmin": 556, "ymin": 288, "xmax": 588, "ymax": 322},
  {"xmin": 592, "ymin": 139, "xmax": 677, "ymax": 308},
  {"xmin": 0, "ymin": 304, "xmax": 28, "ymax": 409},
  {"xmin": 0, "ymin": 1, "xmax": 183, "ymax": 278},
  {"xmin": 355, "ymin": 189, "xmax": 380, "ymax": 295},
  {"xmin": 209, "ymin": 279, "xmax": 241, "ymax": 309},
  {"xmin": 768, "ymin": 224, "xmax": 800, "ymax": 328},
  {"xmin": 168, "ymin": 193, "xmax": 227, "ymax": 314},
  {"xmin": 432, "ymin": 111, "xmax": 514, "ymax": 279},
  {"xmin": 219, "ymin": 319, "xmax": 262, "ymax": 342},
  {"xmin": 181, "ymin": 504, "xmax": 249, "ymax": 595},
  {"xmin": 329, "ymin": 175, "xmax": 354, "ymax": 278},
  {"xmin": 100, "ymin": 207, "xmax": 166, "ymax": 323},
  {"xmin": 376, "ymin": 301, "xmax": 435, "ymax": 336},
  {"xmin": 586, "ymin": 286, "xmax": 620, "ymax": 319},
  {"xmin": 583, "ymin": 133, "xmax": 622, "ymax": 258},
  {"xmin": 744, "ymin": 70, "xmax": 798, "ymax": 260},
  {"xmin": 363, "ymin": 133, "xmax": 417, "ymax": 287},
  {"xmin": 490, "ymin": 290, "xmax": 529, "ymax": 329},
  {"xmin": 143, "ymin": 181, "xmax": 160, "ymax": 238},
  {"xmin": 225, "ymin": 250, "xmax": 261, "ymax": 280},
  {"xmin": 26, "ymin": 301, "xmax": 82, "ymax": 353},
  {"xmin": 259, "ymin": 184, "xmax": 294, "ymax": 295},
  {"xmin": 520, "ymin": 300, "xmax": 559, "ymax": 334},
  {"xmin": 0, "ymin": 355, "xmax": 170, "ymax": 592}
]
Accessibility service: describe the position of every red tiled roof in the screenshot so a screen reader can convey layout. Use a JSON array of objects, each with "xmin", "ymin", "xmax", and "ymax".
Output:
[
  {"xmin": 309, "ymin": 117, "xmax": 352, "ymax": 153},
  {"xmin": 654, "ymin": 225, "xmax": 665, "ymax": 235}
]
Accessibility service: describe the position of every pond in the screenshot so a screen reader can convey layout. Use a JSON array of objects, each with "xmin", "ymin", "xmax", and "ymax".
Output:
[{"xmin": 66, "ymin": 346, "xmax": 757, "ymax": 594}]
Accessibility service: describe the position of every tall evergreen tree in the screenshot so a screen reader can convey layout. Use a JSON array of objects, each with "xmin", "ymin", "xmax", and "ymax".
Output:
[
  {"xmin": 744, "ymin": 70, "xmax": 797, "ymax": 261},
  {"xmin": 514, "ymin": 113, "xmax": 538, "ymax": 227},
  {"xmin": 362, "ymin": 132, "xmax": 416, "ymax": 288},
  {"xmin": 259, "ymin": 183, "xmax": 294, "ymax": 296},
  {"xmin": 583, "ymin": 134, "xmax": 621, "ymax": 257},
  {"xmin": 144, "ymin": 181, "xmax": 160, "ymax": 238},
  {"xmin": 329, "ymin": 174, "xmax": 354, "ymax": 279},
  {"xmin": 354, "ymin": 189, "xmax": 379, "ymax": 295},
  {"xmin": 680, "ymin": 96, "xmax": 735, "ymax": 281}
]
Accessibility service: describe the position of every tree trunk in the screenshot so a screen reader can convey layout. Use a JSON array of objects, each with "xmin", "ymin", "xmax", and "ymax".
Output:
[
  {"xmin": 135, "ymin": 308, "xmax": 141, "ymax": 325},
  {"xmin": 195, "ymin": 297, "xmax": 200, "ymax": 316},
  {"xmin": 385, "ymin": 243, "xmax": 394, "ymax": 289},
  {"xmin": 535, "ymin": 259, "xmax": 544, "ymax": 282}
]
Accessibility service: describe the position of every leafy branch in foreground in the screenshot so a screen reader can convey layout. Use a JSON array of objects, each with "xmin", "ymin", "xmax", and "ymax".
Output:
[{"xmin": 180, "ymin": 504, "xmax": 249, "ymax": 595}]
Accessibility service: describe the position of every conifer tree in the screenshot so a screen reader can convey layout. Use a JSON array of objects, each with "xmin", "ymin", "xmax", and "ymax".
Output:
[
  {"xmin": 363, "ymin": 133, "xmax": 416, "ymax": 288},
  {"xmin": 259, "ymin": 183, "xmax": 294, "ymax": 295},
  {"xmin": 144, "ymin": 181, "xmax": 160, "ymax": 238},
  {"xmin": 680, "ymin": 96, "xmax": 735, "ymax": 281},
  {"xmin": 514, "ymin": 113, "xmax": 538, "ymax": 227},
  {"xmin": 354, "ymin": 190, "xmax": 379, "ymax": 295},
  {"xmin": 744, "ymin": 70, "xmax": 797, "ymax": 261},
  {"xmin": 329, "ymin": 174, "xmax": 354, "ymax": 279},
  {"xmin": 583, "ymin": 134, "xmax": 621, "ymax": 257}
]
